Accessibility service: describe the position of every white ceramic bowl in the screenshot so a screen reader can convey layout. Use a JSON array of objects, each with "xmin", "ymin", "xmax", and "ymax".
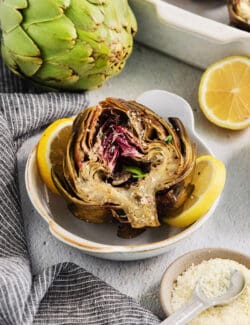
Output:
[
  {"xmin": 160, "ymin": 248, "xmax": 250, "ymax": 316},
  {"xmin": 25, "ymin": 90, "xmax": 217, "ymax": 261}
]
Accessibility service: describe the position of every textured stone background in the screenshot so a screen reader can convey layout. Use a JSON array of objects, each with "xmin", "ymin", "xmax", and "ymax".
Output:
[{"xmin": 18, "ymin": 44, "xmax": 250, "ymax": 319}]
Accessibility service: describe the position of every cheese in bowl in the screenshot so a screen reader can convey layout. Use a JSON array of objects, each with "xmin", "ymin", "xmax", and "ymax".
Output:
[{"xmin": 171, "ymin": 258, "xmax": 250, "ymax": 324}]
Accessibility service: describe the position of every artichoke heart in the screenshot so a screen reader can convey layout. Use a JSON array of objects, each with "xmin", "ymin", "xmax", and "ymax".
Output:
[{"xmin": 52, "ymin": 98, "xmax": 196, "ymax": 237}]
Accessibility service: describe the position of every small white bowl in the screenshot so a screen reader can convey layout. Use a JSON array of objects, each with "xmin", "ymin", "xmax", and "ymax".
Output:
[
  {"xmin": 160, "ymin": 248, "xmax": 250, "ymax": 316},
  {"xmin": 25, "ymin": 90, "xmax": 217, "ymax": 261}
]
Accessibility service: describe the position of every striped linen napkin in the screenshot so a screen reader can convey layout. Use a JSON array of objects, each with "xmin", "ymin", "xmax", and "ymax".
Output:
[{"xmin": 0, "ymin": 57, "xmax": 160, "ymax": 324}]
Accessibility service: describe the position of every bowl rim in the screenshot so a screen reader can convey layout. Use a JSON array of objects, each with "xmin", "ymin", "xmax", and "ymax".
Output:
[
  {"xmin": 160, "ymin": 247, "xmax": 250, "ymax": 316},
  {"xmin": 25, "ymin": 90, "xmax": 220, "ymax": 255}
]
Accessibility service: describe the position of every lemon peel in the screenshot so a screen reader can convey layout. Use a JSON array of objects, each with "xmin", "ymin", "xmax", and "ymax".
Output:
[
  {"xmin": 36, "ymin": 118, "xmax": 74, "ymax": 194},
  {"xmin": 163, "ymin": 155, "xmax": 226, "ymax": 228}
]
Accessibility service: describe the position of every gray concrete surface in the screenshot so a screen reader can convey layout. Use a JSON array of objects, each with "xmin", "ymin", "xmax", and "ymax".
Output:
[{"xmin": 17, "ymin": 44, "xmax": 250, "ymax": 319}]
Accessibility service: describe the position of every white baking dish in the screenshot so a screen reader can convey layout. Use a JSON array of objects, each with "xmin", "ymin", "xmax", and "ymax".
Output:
[{"xmin": 129, "ymin": 0, "xmax": 250, "ymax": 68}]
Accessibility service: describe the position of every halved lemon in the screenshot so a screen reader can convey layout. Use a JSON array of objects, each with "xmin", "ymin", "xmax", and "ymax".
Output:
[
  {"xmin": 163, "ymin": 155, "xmax": 226, "ymax": 228},
  {"xmin": 199, "ymin": 56, "xmax": 250, "ymax": 130},
  {"xmin": 36, "ymin": 117, "xmax": 74, "ymax": 194}
]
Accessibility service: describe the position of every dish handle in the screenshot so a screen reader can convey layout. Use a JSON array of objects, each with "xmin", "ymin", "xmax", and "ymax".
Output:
[
  {"xmin": 133, "ymin": 0, "xmax": 249, "ymax": 44},
  {"xmin": 137, "ymin": 89, "xmax": 195, "ymax": 132}
]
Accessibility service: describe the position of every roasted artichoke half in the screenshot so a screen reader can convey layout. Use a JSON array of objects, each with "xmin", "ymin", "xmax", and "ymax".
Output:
[
  {"xmin": 228, "ymin": 0, "xmax": 250, "ymax": 31},
  {"xmin": 52, "ymin": 98, "xmax": 196, "ymax": 238}
]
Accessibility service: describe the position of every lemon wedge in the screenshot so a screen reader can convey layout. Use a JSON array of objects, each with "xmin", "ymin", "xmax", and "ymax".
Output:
[
  {"xmin": 36, "ymin": 117, "xmax": 74, "ymax": 194},
  {"xmin": 198, "ymin": 56, "xmax": 250, "ymax": 130},
  {"xmin": 163, "ymin": 155, "xmax": 226, "ymax": 228}
]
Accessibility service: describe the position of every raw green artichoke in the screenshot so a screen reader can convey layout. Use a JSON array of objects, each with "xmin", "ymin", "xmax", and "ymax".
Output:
[
  {"xmin": 0, "ymin": 0, "xmax": 137, "ymax": 90},
  {"xmin": 52, "ymin": 98, "xmax": 196, "ymax": 238}
]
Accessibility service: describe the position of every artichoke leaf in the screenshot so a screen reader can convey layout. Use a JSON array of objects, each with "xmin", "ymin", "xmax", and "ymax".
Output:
[
  {"xmin": 3, "ymin": 26, "xmax": 40, "ymax": 57},
  {"xmin": 112, "ymin": 0, "xmax": 132, "ymax": 28},
  {"xmin": 47, "ymin": 40, "xmax": 93, "ymax": 65},
  {"xmin": 34, "ymin": 62, "xmax": 78, "ymax": 82},
  {"xmin": 169, "ymin": 118, "xmax": 196, "ymax": 182},
  {"xmin": 35, "ymin": 77, "xmax": 79, "ymax": 90},
  {"xmin": 0, "ymin": 2, "xmax": 23, "ymax": 32},
  {"xmin": 103, "ymin": 1, "xmax": 122, "ymax": 32},
  {"xmin": 22, "ymin": 0, "xmax": 67, "ymax": 25},
  {"xmin": 65, "ymin": 0, "xmax": 104, "ymax": 31},
  {"xmin": 52, "ymin": 165, "xmax": 82, "ymax": 203},
  {"xmin": 64, "ymin": 136, "xmax": 82, "ymax": 191},
  {"xmin": 14, "ymin": 54, "xmax": 42, "ymax": 76},
  {"xmin": 144, "ymin": 143, "xmax": 183, "ymax": 190},
  {"xmin": 77, "ymin": 30, "xmax": 109, "ymax": 54},
  {"xmin": 23, "ymin": 16, "xmax": 77, "ymax": 58},
  {"xmin": 52, "ymin": 165, "xmax": 114, "ymax": 224},
  {"xmin": 1, "ymin": 44, "xmax": 22, "ymax": 76},
  {"xmin": 52, "ymin": 163, "xmax": 111, "ymax": 207},
  {"xmin": 1, "ymin": 0, "xmax": 27, "ymax": 9},
  {"xmin": 68, "ymin": 204, "xmax": 112, "ymax": 224},
  {"xmin": 157, "ymin": 176, "xmax": 195, "ymax": 219},
  {"xmin": 71, "ymin": 74, "xmax": 106, "ymax": 90},
  {"xmin": 128, "ymin": 7, "xmax": 138, "ymax": 34}
]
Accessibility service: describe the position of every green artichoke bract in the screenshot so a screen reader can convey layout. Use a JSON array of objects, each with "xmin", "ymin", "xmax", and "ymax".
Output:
[{"xmin": 0, "ymin": 0, "xmax": 137, "ymax": 90}]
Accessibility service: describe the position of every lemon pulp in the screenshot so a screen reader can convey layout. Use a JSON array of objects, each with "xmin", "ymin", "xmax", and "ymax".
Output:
[{"xmin": 199, "ymin": 56, "xmax": 250, "ymax": 130}]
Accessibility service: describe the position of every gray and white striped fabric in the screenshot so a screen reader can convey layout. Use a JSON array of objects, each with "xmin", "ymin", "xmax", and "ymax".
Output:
[{"xmin": 0, "ymin": 57, "xmax": 160, "ymax": 324}]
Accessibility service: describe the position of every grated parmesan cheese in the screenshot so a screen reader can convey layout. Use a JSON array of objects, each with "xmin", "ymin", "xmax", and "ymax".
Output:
[{"xmin": 170, "ymin": 258, "xmax": 250, "ymax": 325}]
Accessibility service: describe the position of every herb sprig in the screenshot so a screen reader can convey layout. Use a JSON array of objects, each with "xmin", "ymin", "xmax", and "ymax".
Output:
[
  {"xmin": 123, "ymin": 166, "xmax": 148, "ymax": 179},
  {"xmin": 165, "ymin": 135, "xmax": 173, "ymax": 144}
]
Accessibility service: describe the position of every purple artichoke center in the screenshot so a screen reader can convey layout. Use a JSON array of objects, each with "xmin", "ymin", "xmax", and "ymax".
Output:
[{"xmin": 101, "ymin": 125, "xmax": 142, "ymax": 172}]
